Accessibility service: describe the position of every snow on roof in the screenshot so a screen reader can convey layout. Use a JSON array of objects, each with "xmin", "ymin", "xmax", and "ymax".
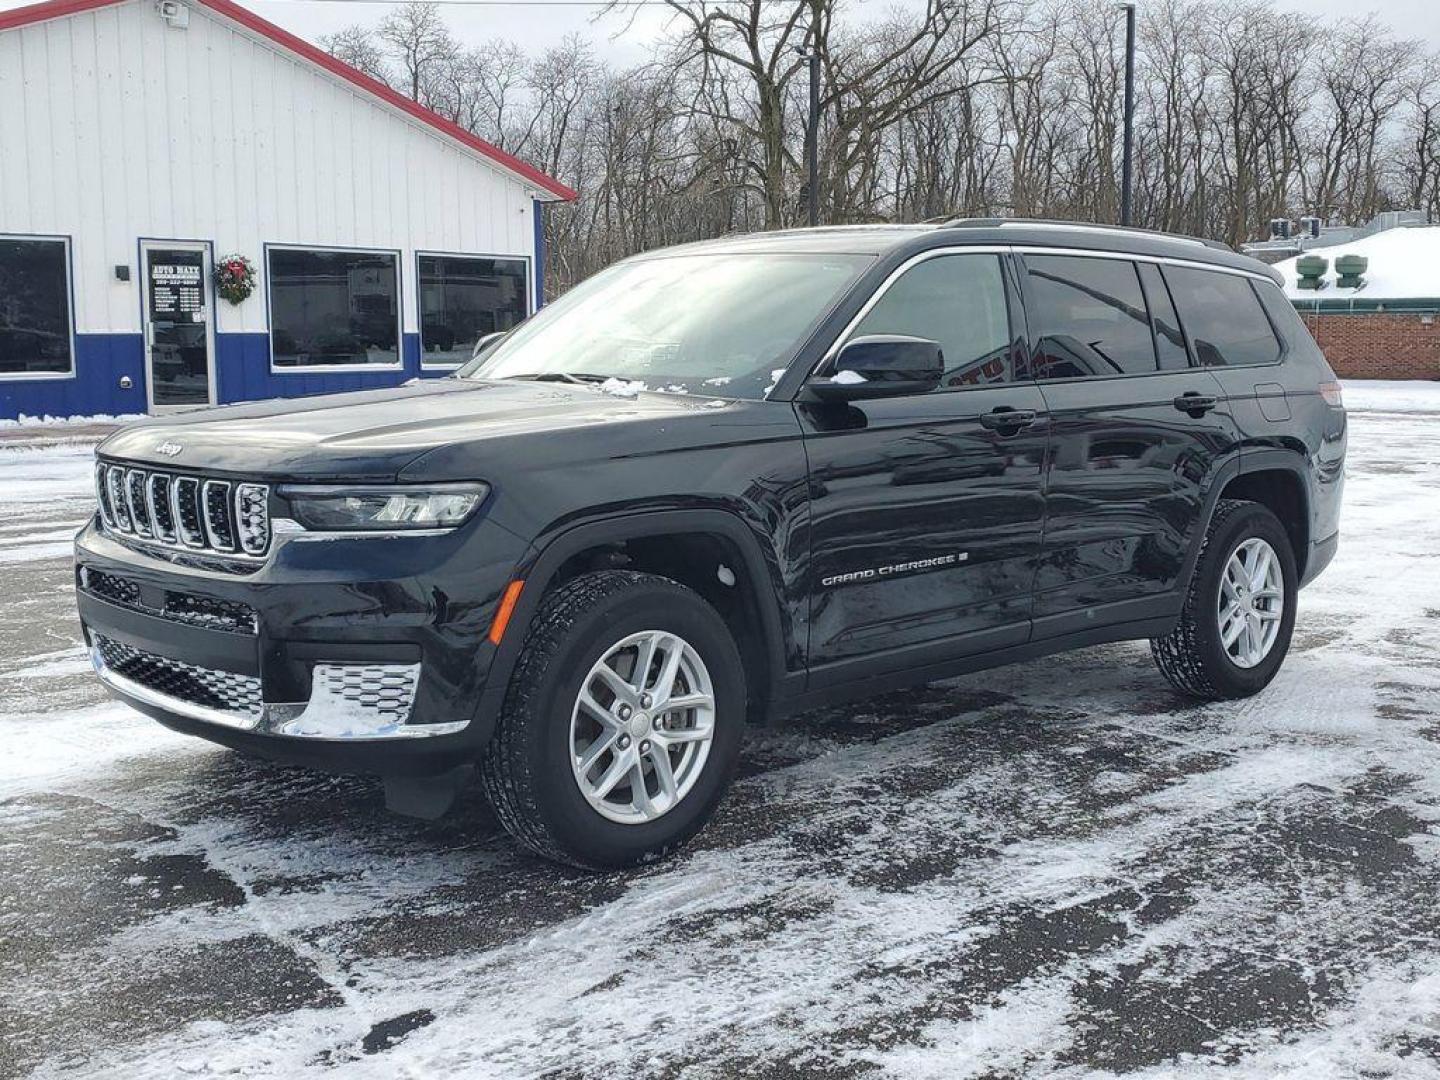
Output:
[{"xmin": 1277, "ymin": 225, "xmax": 1440, "ymax": 301}]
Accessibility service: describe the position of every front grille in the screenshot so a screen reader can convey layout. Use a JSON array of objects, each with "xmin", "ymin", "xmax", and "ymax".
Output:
[
  {"xmin": 78, "ymin": 567, "xmax": 258, "ymax": 636},
  {"xmin": 163, "ymin": 592, "xmax": 258, "ymax": 634},
  {"xmin": 95, "ymin": 462, "xmax": 269, "ymax": 558},
  {"xmin": 94, "ymin": 634, "xmax": 263, "ymax": 719},
  {"xmin": 84, "ymin": 568, "xmax": 142, "ymax": 608}
]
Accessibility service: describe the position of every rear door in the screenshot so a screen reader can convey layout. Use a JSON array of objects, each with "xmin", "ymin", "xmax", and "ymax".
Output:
[
  {"xmin": 1018, "ymin": 252, "xmax": 1240, "ymax": 637},
  {"xmin": 798, "ymin": 249, "xmax": 1050, "ymax": 672}
]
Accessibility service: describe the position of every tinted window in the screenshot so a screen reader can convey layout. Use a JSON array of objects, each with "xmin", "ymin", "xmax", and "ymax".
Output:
[
  {"xmin": 1165, "ymin": 266, "xmax": 1282, "ymax": 367},
  {"xmin": 269, "ymin": 248, "xmax": 399, "ymax": 367},
  {"xmin": 851, "ymin": 254, "xmax": 1012, "ymax": 388},
  {"xmin": 419, "ymin": 255, "xmax": 529, "ymax": 366},
  {"xmin": 1137, "ymin": 262, "xmax": 1190, "ymax": 370},
  {"xmin": 1025, "ymin": 255, "xmax": 1157, "ymax": 379},
  {"xmin": 0, "ymin": 237, "xmax": 72, "ymax": 376}
]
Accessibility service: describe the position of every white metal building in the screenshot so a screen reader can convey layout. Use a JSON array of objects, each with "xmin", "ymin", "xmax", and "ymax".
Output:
[{"xmin": 0, "ymin": 0, "xmax": 574, "ymax": 419}]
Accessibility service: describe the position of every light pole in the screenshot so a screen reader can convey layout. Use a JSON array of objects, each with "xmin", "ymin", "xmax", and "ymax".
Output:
[
  {"xmin": 1119, "ymin": 0, "xmax": 1136, "ymax": 226},
  {"xmin": 795, "ymin": 39, "xmax": 820, "ymax": 227}
]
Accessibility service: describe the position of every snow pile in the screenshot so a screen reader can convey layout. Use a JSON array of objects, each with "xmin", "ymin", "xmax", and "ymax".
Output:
[
  {"xmin": 597, "ymin": 377, "xmax": 648, "ymax": 399},
  {"xmin": 1277, "ymin": 225, "xmax": 1440, "ymax": 300},
  {"xmin": 0, "ymin": 412, "xmax": 144, "ymax": 429}
]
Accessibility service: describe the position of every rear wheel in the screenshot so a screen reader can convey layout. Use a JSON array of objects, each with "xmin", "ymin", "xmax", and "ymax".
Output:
[
  {"xmin": 1150, "ymin": 499, "xmax": 1298, "ymax": 700},
  {"xmin": 479, "ymin": 570, "xmax": 745, "ymax": 868}
]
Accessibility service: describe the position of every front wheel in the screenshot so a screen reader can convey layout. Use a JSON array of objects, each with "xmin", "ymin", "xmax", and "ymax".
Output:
[
  {"xmin": 1151, "ymin": 499, "xmax": 1298, "ymax": 700},
  {"xmin": 479, "ymin": 571, "xmax": 745, "ymax": 869}
]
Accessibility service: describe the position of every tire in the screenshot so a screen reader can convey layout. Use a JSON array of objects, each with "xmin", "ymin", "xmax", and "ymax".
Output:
[
  {"xmin": 479, "ymin": 570, "xmax": 746, "ymax": 869},
  {"xmin": 1150, "ymin": 499, "xmax": 1298, "ymax": 700}
]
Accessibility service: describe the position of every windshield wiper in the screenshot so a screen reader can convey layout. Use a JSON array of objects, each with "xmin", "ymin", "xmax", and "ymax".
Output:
[{"xmin": 505, "ymin": 372, "xmax": 612, "ymax": 385}]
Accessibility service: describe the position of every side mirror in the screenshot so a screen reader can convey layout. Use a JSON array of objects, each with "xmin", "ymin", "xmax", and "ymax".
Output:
[
  {"xmin": 471, "ymin": 331, "xmax": 508, "ymax": 361},
  {"xmin": 807, "ymin": 335, "xmax": 944, "ymax": 401}
]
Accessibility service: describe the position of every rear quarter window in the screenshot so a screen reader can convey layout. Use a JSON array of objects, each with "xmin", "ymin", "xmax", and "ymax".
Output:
[{"xmin": 1165, "ymin": 266, "xmax": 1282, "ymax": 368}]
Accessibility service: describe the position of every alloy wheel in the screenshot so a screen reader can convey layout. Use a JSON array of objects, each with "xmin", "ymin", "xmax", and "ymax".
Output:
[
  {"xmin": 569, "ymin": 630, "xmax": 717, "ymax": 824},
  {"xmin": 1216, "ymin": 536, "xmax": 1284, "ymax": 669}
]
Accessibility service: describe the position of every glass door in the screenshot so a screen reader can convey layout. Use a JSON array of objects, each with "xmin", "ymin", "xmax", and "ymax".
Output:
[{"xmin": 141, "ymin": 243, "xmax": 215, "ymax": 410}]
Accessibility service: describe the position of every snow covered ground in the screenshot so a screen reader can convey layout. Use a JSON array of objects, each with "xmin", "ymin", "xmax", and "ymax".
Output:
[{"xmin": 2, "ymin": 389, "xmax": 1439, "ymax": 1079}]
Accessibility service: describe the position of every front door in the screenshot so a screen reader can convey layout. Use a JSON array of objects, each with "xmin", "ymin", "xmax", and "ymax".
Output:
[
  {"xmin": 799, "ymin": 250, "xmax": 1049, "ymax": 677},
  {"xmin": 141, "ymin": 243, "xmax": 215, "ymax": 411}
]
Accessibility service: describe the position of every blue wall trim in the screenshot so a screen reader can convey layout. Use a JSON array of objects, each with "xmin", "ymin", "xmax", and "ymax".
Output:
[
  {"xmin": 214, "ymin": 332, "xmax": 424, "ymax": 404},
  {"xmin": 1, "ymin": 334, "xmax": 146, "ymax": 421},
  {"xmin": 533, "ymin": 199, "xmax": 546, "ymax": 310},
  {"xmin": 2, "ymin": 332, "xmax": 429, "ymax": 420}
]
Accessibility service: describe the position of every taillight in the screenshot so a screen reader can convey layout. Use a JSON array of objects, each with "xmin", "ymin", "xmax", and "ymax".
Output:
[{"xmin": 1318, "ymin": 381, "xmax": 1343, "ymax": 408}]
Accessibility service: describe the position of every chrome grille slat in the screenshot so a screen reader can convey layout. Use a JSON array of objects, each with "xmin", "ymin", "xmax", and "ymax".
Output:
[
  {"xmin": 96, "ymin": 462, "xmax": 269, "ymax": 559},
  {"xmin": 202, "ymin": 480, "xmax": 236, "ymax": 552},
  {"xmin": 95, "ymin": 463, "xmax": 115, "ymax": 527},
  {"xmin": 173, "ymin": 476, "xmax": 205, "ymax": 548},
  {"xmin": 147, "ymin": 473, "xmax": 176, "ymax": 542},
  {"xmin": 125, "ymin": 469, "xmax": 153, "ymax": 537},
  {"xmin": 106, "ymin": 466, "xmax": 132, "ymax": 531}
]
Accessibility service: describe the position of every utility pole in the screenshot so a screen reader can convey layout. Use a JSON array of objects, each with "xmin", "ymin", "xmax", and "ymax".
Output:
[
  {"xmin": 796, "ymin": 37, "xmax": 820, "ymax": 227},
  {"xmin": 1120, "ymin": 0, "xmax": 1136, "ymax": 226}
]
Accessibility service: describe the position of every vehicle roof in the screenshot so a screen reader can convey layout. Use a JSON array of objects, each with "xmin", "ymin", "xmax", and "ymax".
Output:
[{"xmin": 635, "ymin": 219, "xmax": 1282, "ymax": 282}]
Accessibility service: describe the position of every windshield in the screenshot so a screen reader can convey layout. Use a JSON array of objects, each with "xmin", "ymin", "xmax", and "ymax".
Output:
[{"xmin": 462, "ymin": 252, "xmax": 872, "ymax": 399}]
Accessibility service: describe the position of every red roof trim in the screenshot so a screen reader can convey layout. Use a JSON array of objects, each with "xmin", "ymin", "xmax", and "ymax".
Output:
[
  {"xmin": 0, "ymin": 0, "xmax": 577, "ymax": 201},
  {"xmin": 0, "ymin": 0, "xmax": 119, "ymax": 32}
]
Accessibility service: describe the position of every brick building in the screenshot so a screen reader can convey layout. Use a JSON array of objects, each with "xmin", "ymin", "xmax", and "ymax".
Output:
[{"xmin": 1276, "ymin": 226, "xmax": 1440, "ymax": 381}]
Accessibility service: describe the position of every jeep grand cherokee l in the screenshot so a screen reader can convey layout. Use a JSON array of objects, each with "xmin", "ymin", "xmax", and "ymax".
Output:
[{"xmin": 75, "ymin": 219, "xmax": 1346, "ymax": 868}]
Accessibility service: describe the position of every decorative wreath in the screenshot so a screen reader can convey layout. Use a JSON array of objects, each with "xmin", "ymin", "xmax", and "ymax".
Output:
[{"xmin": 215, "ymin": 254, "xmax": 256, "ymax": 304}]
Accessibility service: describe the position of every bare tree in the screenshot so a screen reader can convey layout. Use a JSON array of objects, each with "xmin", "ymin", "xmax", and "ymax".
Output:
[{"xmin": 378, "ymin": 1, "xmax": 459, "ymax": 103}]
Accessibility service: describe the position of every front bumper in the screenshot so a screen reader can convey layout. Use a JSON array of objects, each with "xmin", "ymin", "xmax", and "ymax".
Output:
[{"xmin": 74, "ymin": 514, "xmax": 526, "ymax": 776}]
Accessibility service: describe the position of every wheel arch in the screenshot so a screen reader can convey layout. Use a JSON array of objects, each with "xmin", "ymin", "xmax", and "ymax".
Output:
[
  {"xmin": 1184, "ymin": 449, "xmax": 1312, "ymax": 590},
  {"xmin": 474, "ymin": 509, "xmax": 794, "ymax": 739}
]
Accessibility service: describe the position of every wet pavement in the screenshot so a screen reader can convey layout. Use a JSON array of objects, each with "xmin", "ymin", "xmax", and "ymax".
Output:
[{"xmin": 2, "ymin": 403, "xmax": 1439, "ymax": 1079}]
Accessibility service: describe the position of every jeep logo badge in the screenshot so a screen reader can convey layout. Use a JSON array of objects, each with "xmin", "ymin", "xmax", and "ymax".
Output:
[{"xmin": 156, "ymin": 441, "xmax": 183, "ymax": 457}]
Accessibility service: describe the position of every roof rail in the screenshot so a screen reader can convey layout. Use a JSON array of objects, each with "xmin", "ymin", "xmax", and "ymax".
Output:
[{"xmin": 942, "ymin": 217, "xmax": 1233, "ymax": 252}]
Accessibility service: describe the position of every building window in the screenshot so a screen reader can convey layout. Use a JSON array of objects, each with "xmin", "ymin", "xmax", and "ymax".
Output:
[
  {"xmin": 268, "ymin": 247, "xmax": 400, "ymax": 368},
  {"xmin": 0, "ymin": 237, "xmax": 73, "ymax": 378},
  {"xmin": 418, "ymin": 254, "xmax": 529, "ymax": 366}
]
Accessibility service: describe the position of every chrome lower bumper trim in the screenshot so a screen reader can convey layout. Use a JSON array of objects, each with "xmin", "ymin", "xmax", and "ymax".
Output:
[{"xmin": 90, "ymin": 646, "xmax": 469, "ymax": 741}]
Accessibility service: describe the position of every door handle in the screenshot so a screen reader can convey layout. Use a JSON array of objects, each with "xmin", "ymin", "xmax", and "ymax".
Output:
[
  {"xmin": 1173, "ymin": 392, "xmax": 1218, "ymax": 416},
  {"xmin": 979, "ymin": 407, "xmax": 1037, "ymax": 433}
]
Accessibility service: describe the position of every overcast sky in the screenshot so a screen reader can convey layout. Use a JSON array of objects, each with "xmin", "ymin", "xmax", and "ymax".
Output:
[{"xmin": 4, "ymin": 0, "xmax": 1438, "ymax": 65}]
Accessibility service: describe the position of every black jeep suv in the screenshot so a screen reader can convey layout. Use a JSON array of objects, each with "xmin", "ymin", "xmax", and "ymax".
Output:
[{"xmin": 76, "ymin": 220, "xmax": 1346, "ymax": 868}]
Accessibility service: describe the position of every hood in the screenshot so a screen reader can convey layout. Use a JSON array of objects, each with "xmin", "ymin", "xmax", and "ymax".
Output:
[{"xmin": 97, "ymin": 379, "xmax": 714, "ymax": 480}]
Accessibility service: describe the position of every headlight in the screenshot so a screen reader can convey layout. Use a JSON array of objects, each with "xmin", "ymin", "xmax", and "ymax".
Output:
[{"xmin": 279, "ymin": 483, "xmax": 489, "ymax": 532}]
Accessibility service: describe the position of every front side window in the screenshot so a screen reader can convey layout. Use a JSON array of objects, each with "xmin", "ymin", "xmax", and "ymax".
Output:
[
  {"xmin": 1025, "ymin": 255, "xmax": 1157, "ymax": 380},
  {"xmin": 268, "ymin": 248, "xmax": 399, "ymax": 368},
  {"xmin": 469, "ymin": 253, "xmax": 871, "ymax": 399},
  {"xmin": 850, "ymin": 254, "xmax": 1012, "ymax": 388},
  {"xmin": 419, "ymin": 254, "xmax": 528, "ymax": 366},
  {"xmin": 1165, "ymin": 266, "xmax": 1282, "ymax": 367},
  {"xmin": 0, "ymin": 237, "xmax": 72, "ymax": 377}
]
